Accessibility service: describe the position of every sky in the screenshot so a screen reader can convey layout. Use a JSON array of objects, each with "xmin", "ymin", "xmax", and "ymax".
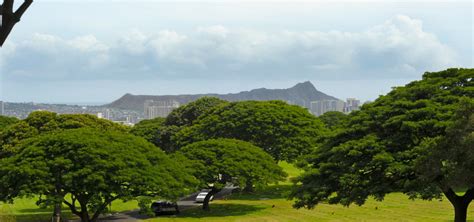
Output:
[{"xmin": 0, "ymin": 0, "xmax": 472, "ymax": 104}]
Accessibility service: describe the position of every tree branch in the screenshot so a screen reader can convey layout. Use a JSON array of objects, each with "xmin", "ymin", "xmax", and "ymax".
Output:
[
  {"xmin": 91, "ymin": 195, "xmax": 121, "ymax": 222},
  {"xmin": 0, "ymin": 0, "xmax": 33, "ymax": 46},
  {"xmin": 63, "ymin": 199, "xmax": 81, "ymax": 216},
  {"xmin": 463, "ymin": 188, "xmax": 474, "ymax": 202},
  {"xmin": 441, "ymin": 187, "xmax": 460, "ymax": 204},
  {"xmin": 13, "ymin": 0, "xmax": 33, "ymax": 22},
  {"xmin": 2, "ymin": 0, "xmax": 14, "ymax": 12}
]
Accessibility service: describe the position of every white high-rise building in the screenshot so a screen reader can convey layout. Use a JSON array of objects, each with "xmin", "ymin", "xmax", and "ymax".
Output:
[
  {"xmin": 310, "ymin": 100, "xmax": 345, "ymax": 116},
  {"xmin": 344, "ymin": 98, "xmax": 361, "ymax": 113},
  {"xmin": 144, "ymin": 100, "xmax": 180, "ymax": 119},
  {"xmin": 104, "ymin": 109, "xmax": 112, "ymax": 120},
  {"xmin": 0, "ymin": 101, "xmax": 4, "ymax": 116},
  {"xmin": 0, "ymin": 101, "xmax": 5, "ymax": 116}
]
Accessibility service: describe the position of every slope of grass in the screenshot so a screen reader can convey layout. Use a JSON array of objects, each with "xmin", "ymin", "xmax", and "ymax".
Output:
[
  {"xmin": 146, "ymin": 162, "xmax": 474, "ymax": 222},
  {"xmin": 148, "ymin": 192, "xmax": 474, "ymax": 222}
]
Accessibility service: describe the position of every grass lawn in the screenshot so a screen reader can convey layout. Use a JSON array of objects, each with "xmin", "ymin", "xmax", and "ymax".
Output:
[
  {"xmin": 1, "ymin": 162, "xmax": 473, "ymax": 221},
  {"xmin": 149, "ymin": 185, "xmax": 474, "ymax": 222},
  {"xmin": 0, "ymin": 198, "xmax": 138, "ymax": 222}
]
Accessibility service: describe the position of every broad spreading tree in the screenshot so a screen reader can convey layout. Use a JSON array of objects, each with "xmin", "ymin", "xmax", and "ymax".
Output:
[
  {"xmin": 176, "ymin": 100, "xmax": 327, "ymax": 162},
  {"xmin": 0, "ymin": 111, "xmax": 131, "ymax": 221},
  {"xmin": 178, "ymin": 138, "xmax": 287, "ymax": 210},
  {"xmin": 0, "ymin": 128, "xmax": 196, "ymax": 222},
  {"xmin": 290, "ymin": 68, "xmax": 474, "ymax": 222}
]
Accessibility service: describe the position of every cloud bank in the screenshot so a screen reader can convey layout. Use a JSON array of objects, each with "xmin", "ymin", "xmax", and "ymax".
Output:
[{"xmin": 0, "ymin": 15, "xmax": 459, "ymax": 82}]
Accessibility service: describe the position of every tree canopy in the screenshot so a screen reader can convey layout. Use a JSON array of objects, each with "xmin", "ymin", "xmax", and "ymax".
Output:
[
  {"xmin": 0, "ymin": 116, "xmax": 18, "ymax": 129},
  {"xmin": 165, "ymin": 97, "xmax": 227, "ymax": 127},
  {"xmin": 176, "ymin": 100, "xmax": 327, "ymax": 162},
  {"xmin": 290, "ymin": 68, "xmax": 474, "ymax": 222},
  {"xmin": 0, "ymin": 111, "xmax": 128, "ymax": 158},
  {"xmin": 318, "ymin": 111, "xmax": 349, "ymax": 130},
  {"xmin": 0, "ymin": 128, "xmax": 196, "ymax": 222},
  {"xmin": 130, "ymin": 117, "xmax": 166, "ymax": 146},
  {"xmin": 178, "ymin": 138, "xmax": 287, "ymax": 210},
  {"xmin": 131, "ymin": 97, "xmax": 227, "ymax": 152}
]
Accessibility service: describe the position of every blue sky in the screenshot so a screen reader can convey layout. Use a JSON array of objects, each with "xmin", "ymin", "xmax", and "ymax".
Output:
[{"xmin": 0, "ymin": 0, "xmax": 472, "ymax": 104}]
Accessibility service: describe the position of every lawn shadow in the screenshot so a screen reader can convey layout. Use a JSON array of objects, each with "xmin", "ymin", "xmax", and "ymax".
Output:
[
  {"xmin": 1, "ymin": 213, "xmax": 52, "ymax": 222},
  {"xmin": 160, "ymin": 203, "xmax": 265, "ymax": 219},
  {"xmin": 17, "ymin": 207, "xmax": 53, "ymax": 214},
  {"xmin": 1, "ymin": 208, "xmax": 75, "ymax": 222}
]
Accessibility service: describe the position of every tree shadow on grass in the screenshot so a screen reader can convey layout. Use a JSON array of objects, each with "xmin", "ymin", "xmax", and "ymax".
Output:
[
  {"xmin": 1, "ymin": 209, "xmax": 75, "ymax": 222},
  {"xmin": 14, "ymin": 213, "xmax": 52, "ymax": 222},
  {"xmin": 17, "ymin": 207, "xmax": 53, "ymax": 214},
  {"xmin": 160, "ymin": 203, "xmax": 265, "ymax": 219}
]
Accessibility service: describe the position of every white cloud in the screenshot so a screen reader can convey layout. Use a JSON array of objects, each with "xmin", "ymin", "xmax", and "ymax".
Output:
[{"xmin": 0, "ymin": 15, "xmax": 460, "ymax": 82}]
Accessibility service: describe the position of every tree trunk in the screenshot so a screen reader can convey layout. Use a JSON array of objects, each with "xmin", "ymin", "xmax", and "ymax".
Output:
[
  {"xmin": 243, "ymin": 180, "xmax": 254, "ymax": 193},
  {"xmin": 80, "ymin": 214, "xmax": 90, "ymax": 222},
  {"xmin": 202, "ymin": 187, "xmax": 220, "ymax": 211},
  {"xmin": 453, "ymin": 200, "xmax": 469, "ymax": 222},
  {"xmin": 442, "ymin": 187, "xmax": 474, "ymax": 222},
  {"xmin": 52, "ymin": 203, "xmax": 62, "ymax": 222},
  {"xmin": 79, "ymin": 199, "xmax": 90, "ymax": 222}
]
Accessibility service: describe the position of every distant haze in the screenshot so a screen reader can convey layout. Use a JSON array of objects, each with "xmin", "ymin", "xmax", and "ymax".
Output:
[{"xmin": 0, "ymin": 1, "xmax": 471, "ymax": 103}]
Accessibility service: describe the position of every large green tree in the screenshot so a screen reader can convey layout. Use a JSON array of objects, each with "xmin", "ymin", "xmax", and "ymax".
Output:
[
  {"xmin": 178, "ymin": 139, "xmax": 287, "ymax": 210},
  {"xmin": 176, "ymin": 100, "xmax": 327, "ymax": 162},
  {"xmin": 413, "ymin": 98, "xmax": 474, "ymax": 221},
  {"xmin": 290, "ymin": 68, "xmax": 474, "ymax": 222},
  {"xmin": 0, "ymin": 128, "xmax": 196, "ymax": 222}
]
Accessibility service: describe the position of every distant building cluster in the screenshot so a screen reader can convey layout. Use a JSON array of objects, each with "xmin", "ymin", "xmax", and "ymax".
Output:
[
  {"xmin": 309, "ymin": 98, "xmax": 361, "ymax": 116},
  {"xmin": 344, "ymin": 98, "xmax": 361, "ymax": 113},
  {"xmin": 0, "ymin": 101, "xmax": 4, "ymax": 116},
  {"xmin": 97, "ymin": 108, "xmax": 139, "ymax": 126},
  {"xmin": 1, "ymin": 97, "xmax": 360, "ymax": 124},
  {"xmin": 144, "ymin": 100, "xmax": 180, "ymax": 119}
]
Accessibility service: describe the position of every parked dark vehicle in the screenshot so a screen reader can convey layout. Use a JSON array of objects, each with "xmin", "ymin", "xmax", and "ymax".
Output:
[{"xmin": 150, "ymin": 201, "xmax": 180, "ymax": 216}]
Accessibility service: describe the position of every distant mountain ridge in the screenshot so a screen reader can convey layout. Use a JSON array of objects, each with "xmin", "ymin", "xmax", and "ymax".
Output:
[{"xmin": 105, "ymin": 81, "xmax": 340, "ymax": 112}]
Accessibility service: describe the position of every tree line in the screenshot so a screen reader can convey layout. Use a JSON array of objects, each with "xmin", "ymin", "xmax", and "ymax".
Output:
[{"xmin": 0, "ymin": 68, "xmax": 472, "ymax": 222}]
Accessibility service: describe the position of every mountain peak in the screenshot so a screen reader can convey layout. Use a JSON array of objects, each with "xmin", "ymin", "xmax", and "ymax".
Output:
[{"xmin": 291, "ymin": 81, "xmax": 317, "ymax": 91}]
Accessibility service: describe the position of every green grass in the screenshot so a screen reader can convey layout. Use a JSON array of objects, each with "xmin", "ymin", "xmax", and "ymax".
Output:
[
  {"xmin": 2, "ymin": 162, "xmax": 474, "ymax": 221},
  {"xmin": 0, "ymin": 198, "xmax": 138, "ymax": 221},
  {"xmin": 148, "ymin": 191, "xmax": 474, "ymax": 222},
  {"xmin": 278, "ymin": 161, "xmax": 303, "ymax": 183}
]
